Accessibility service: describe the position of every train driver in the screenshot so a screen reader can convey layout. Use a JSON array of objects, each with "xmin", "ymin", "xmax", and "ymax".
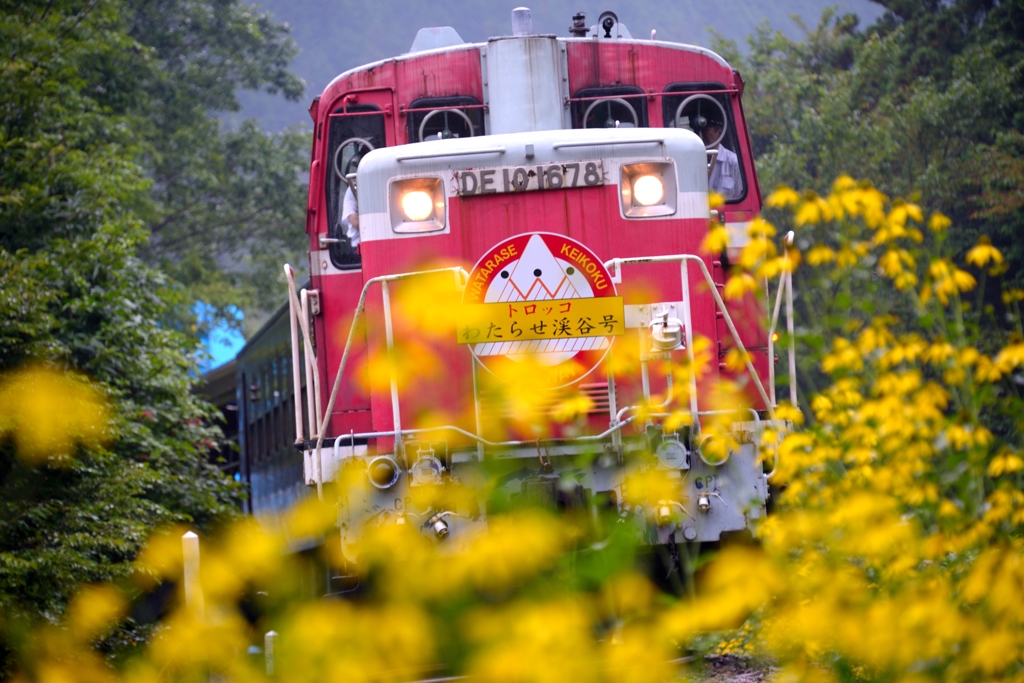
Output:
[
  {"xmin": 701, "ymin": 113, "xmax": 744, "ymax": 201},
  {"xmin": 340, "ymin": 154, "xmax": 361, "ymax": 251}
]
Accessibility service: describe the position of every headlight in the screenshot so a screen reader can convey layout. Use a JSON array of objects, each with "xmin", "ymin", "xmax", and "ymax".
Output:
[
  {"xmin": 632, "ymin": 175, "xmax": 664, "ymax": 205},
  {"xmin": 620, "ymin": 162, "xmax": 677, "ymax": 218},
  {"xmin": 389, "ymin": 177, "xmax": 446, "ymax": 233},
  {"xmin": 401, "ymin": 190, "xmax": 434, "ymax": 221}
]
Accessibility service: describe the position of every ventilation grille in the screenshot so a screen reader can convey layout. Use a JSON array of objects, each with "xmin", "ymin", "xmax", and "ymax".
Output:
[{"xmin": 477, "ymin": 382, "xmax": 610, "ymax": 421}]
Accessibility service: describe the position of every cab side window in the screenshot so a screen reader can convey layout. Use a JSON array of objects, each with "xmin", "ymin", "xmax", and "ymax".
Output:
[
  {"xmin": 572, "ymin": 86, "xmax": 647, "ymax": 129},
  {"xmin": 324, "ymin": 104, "xmax": 385, "ymax": 269},
  {"xmin": 406, "ymin": 96, "xmax": 484, "ymax": 142},
  {"xmin": 663, "ymin": 83, "xmax": 747, "ymax": 203}
]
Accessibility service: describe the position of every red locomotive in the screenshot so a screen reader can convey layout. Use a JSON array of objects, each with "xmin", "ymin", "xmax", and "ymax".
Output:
[{"xmin": 267, "ymin": 8, "xmax": 787, "ymax": 559}]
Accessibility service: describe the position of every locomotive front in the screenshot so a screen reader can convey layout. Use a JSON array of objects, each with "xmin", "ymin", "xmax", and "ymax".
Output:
[{"xmin": 285, "ymin": 11, "xmax": 783, "ymax": 562}]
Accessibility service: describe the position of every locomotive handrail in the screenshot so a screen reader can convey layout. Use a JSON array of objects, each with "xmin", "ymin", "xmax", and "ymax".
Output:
[
  {"xmin": 399, "ymin": 103, "xmax": 487, "ymax": 114},
  {"xmin": 604, "ymin": 254, "xmax": 778, "ymax": 425},
  {"xmin": 396, "ymin": 147, "xmax": 506, "ymax": 162},
  {"xmin": 318, "ymin": 415, "xmax": 639, "ymax": 453},
  {"xmin": 551, "ymin": 138, "xmax": 664, "ymax": 150},
  {"xmin": 285, "ymin": 265, "xmax": 324, "ymax": 498},
  {"xmin": 289, "ymin": 249, "xmax": 792, "ymax": 492},
  {"xmin": 566, "ymin": 88, "xmax": 740, "ymax": 104},
  {"xmin": 296, "ymin": 265, "xmax": 471, "ymax": 499},
  {"xmin": 767, "ymin": 231, "xmax": 797, "ymax": 408},
  {"xmin": 605, "ymin": 252, "xmax": 794, "ymax": 479}
]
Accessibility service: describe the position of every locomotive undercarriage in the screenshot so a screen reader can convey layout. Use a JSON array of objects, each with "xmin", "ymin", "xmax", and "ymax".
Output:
[{"xmin": 315, "ymin": 427, "xmax": 770, "ymax": 563}]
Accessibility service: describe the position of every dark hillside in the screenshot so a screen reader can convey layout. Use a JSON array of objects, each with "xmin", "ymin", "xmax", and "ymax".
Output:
[{"xmin": 233, "ymin": 0, "xmax": 884, "ymax": 131}]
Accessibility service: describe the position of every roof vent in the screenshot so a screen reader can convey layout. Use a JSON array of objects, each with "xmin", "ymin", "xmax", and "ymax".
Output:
[
  {"xmin": 408, "ymin": 26, "xmax": 465, "ymax": 53},
  {"xmin": 511, "ymin": 7, "xmax": 533, "ymax": 36}
]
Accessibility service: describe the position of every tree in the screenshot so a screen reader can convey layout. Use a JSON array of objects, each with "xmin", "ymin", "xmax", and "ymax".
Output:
[
  {"xmin": 122, "ymin": 0, "xmax": 311, "ymax": 324},
  {"xmin": 0, "ymin": 0, "xmax": 264, "ymax": 670},
  {"xmin": 713, "ymin": 2, "xmax": 1024, "ymax": 286}
]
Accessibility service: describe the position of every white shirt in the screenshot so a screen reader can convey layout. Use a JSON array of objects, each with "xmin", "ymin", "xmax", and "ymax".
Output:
[
  {"xmin": 341, "ymin": 186, "xmax": 359, "ymax": 248},
  {"xmin": 709, "ymin": 145, "xmax": 743, "ymax": 201}
]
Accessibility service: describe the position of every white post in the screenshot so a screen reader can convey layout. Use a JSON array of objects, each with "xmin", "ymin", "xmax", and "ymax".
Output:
[
  {"xmin": 786, "ymin": 269, "xmax": 797, "ymax": 407},
  {"xmin": 264, "ymin": 630, "xmax": 278, "ymax": 676},
  {"xmin": 182, "ymin": 531, "xmax": 204, "ymax": 617}
]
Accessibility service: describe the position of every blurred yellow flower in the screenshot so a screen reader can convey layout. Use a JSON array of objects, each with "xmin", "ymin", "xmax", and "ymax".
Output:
[
  {"xmin": 766, "ymin": 186, "xmax": 800, "ymax": 208},
  {"xmin": 1002, "ymin": 287, "xmax": 1024, "ymax": 304},
  {"xmin": 66, "ymin": 584, "xmax": 126, "ymax": 642},
  {"xmin": 806, "ymin": 245, "xmax": 836, "ymax": 266},
  {"xmin": 701, "ymin": 225, "xmax": 729, "ymax": 253},
  {"xmin": 965, "ymin": 237, "xmax": 1004, "ymax": 269},
  {"xmin": 928, "ymin": 259, "xmax": 976, "ymax": 304},
  {"xmin": 0, "ymin": 365, "xmax": 110, "ymax": 464},
  {"xmin": 822, "ymin": 338, "xmax": 864, "ymax": 374},
  {"xmin": 831, "ymin": 175, "xmax": 857, "ymax": 193},
  {"xmin": 927, "ymin": 211, "xmax": 952, "ymax": 231},
  {"xmin": 723, "ymin": 272, "xmax": 758, "ymax": 300},
  {"xmin": 995, "ymin": 343, "xmax": 1024, "ymax": 372},
  {"xmin": 795, "ymin": 192, "xmax": 833, "ymax": 226},
  {"xmin": 835, "ymin": 247, "xmax": 859, "ymax": 268},
  {"xmin": 747, "ymin": 216, "xmax": 777, "ymax": 238},
  {"xmin": 552, "ymin": 394, "xmax": 594, "ymax": 422},
  {"xmin": 988, "ymin": 451, "xmax": 1024, "ymax": 477}
]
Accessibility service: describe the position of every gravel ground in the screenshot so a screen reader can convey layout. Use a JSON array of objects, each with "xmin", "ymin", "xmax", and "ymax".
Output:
[{"xmin": 691, "ymin": 654, "xmax": 774, "ymax": 682}]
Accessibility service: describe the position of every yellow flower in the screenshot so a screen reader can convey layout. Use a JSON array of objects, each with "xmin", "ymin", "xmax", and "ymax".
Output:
[
  {"xmin": 924, "ymin": 341, "xmax": 956, "ymax": 365},
  {"xmin": 928, "ymin": 259, "xmax": 976, "ymax": 304},
  {"xmin": 831, "ymin": 175, "xmax": 857, "ymax": 193},
  {"xmin": 994, "ymin": 343, "xmax": 1024, "ymax": 372},
  {"xmin": 795, "ymin": 192, "xmax": 833, "ymax": 226},
  {"xmin": 1002, "ymin": 288, "xmax": 1024, "ymax": 304},
  {"xmin": 888, "ymin": 200, "xmax": 923, "ymax": 227},
  {"xmin": 0, "ymin": 365, "xmax": 110, "ymax": 465},
  {"xmin": 757, "ymin": 256, "xmax": 789, "ymax": 279},
  {"xmin": 737, "ymin": 235, "xmax": 774, "ymax": 270},
  {"xmin": 953, "ymin": 268, "xmax": 977, "ymax": 291},
  {"xmin": 928, "ymin": 211, "xmax": 952, "ymax": 231},
  {"xmin": 965, "ymin": 237, "xmax": 1004, "ymax": 268},
  {"xmin": 551, "ymin": 394, "xmax": 594, "ymax": 422},
  {"xmin": 774, "ymin": 402, "xmax": 804, "ymax": 425},
  {"xmin": 822, "ymin": 338, "xmax": 864, "ymax": 374},
  {"xmin": 723, "ymin": 272, "xmax": 758, "ymax": 300},
  {"xmin": 988, "ymin": 451, "xmax": 1024, "ymax": 477},
  {"xmin": 702, "ymin": 225, "xmax": 729, "ymax": 253},
  {"xmin": 806, "ymin": 245, "xmax": 836, "ymax": 266},
  {"xmin": 747, "ymin": 216, "xmax": 777, "ymax": 238},
  {"xmin": 836, "ymin": 247, "xmax": 859, "ymax": 269},
  {"xmin": 765, "ymin": 186, "xmax": 800, "ymax": 208},
  {"xmin": 66, "ymin": 584, "xmax": 126, "ymax": 642}
]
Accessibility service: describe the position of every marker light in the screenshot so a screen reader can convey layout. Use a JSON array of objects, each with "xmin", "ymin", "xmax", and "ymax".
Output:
[
  {"xmin": 632, "ymin": 175, "xmax": 664, "ymax": 206},
  {"xmin": 401, "ymin": 190, "xmax": 434, "ymax": 221}
]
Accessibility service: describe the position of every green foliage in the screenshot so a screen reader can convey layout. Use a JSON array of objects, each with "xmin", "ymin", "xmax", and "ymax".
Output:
[
  {"xmin": 715, "ymin": 2, "xmax": 1024, "ymax": 285},
  {"xmin": 0, "ymin": 230, "xmax": 242, "ymax": 626},
  {"xmin": 1, "ymin": 0, "xmax": 310, "ymax": 325},
  {"xmin": 0, "ymin": 0, "xmax": 283, "ymax": 670},
  {"xmin": 143, "ymin": 119, "xmax": 310, "ymax": 323},
  {"xmin": 0, "ymin": 0, "xmax": 148, "ymax": 253},
  {"xmin": 123, "ymin": 0, "xmax": 310, "ymax": 320}
]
